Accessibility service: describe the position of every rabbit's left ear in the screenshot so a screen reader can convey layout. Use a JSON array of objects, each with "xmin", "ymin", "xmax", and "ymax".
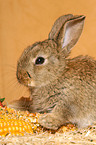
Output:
[{"xmin": 49, "ymin": 15, "xmax": 85, "ymax": 55}]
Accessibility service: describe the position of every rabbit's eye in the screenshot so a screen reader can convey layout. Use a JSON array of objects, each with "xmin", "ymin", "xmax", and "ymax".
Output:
[{"xmin": 35, "ymin": 57, "xmax": 45, "ymax": 65}]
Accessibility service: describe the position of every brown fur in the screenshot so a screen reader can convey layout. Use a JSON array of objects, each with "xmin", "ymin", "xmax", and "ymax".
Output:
[{"xmin": 9, "ymin": 14, "xmax": 96, "ymax": 130}]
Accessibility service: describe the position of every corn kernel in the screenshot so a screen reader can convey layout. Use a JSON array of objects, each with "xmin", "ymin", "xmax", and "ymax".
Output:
[
  {"xmin": 14, "ymin": 121, "xmax": 18, "ymax": 126},
  {"xmin": 3, "ymin": 127, "xmax": 8, "ymax": 132},
  {"xmin": 4, "ymin": 122, "xmax": 7, "ymax": 127},
  {"xmin": 33, "ymin": 125, "xmax": 37, "ymax": 130},
  {"xmin": 15, "ymin": 126, "xmax": 19, "ymax": 131},
  {"xmin": 8, "ymin": 126, "xmax": 12, "ymax": 132},
  {"xmin": 0, "ymin": 122, "xmax": 3, "ymax": 128},
  {"xmin": 0, "ymin": 128, "xmax": 3, "ymax": 134},
  {"xmin": 27, "ymin": 124, "xmax": 32, "ymax": 130},
  {"xmin": 11, "ymin": 126, "xmax": 16, "ymax": 132}
]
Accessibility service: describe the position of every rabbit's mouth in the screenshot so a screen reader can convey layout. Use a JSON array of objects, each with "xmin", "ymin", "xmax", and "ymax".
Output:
[{"xmin": 28, "ymin": 80, "xmax": 36, "ymax": 87}]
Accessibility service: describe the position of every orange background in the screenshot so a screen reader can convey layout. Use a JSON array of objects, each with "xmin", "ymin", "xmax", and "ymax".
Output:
[{"xmin": 0, "ymin": 0, "xmax": 96, "ymax": 104}]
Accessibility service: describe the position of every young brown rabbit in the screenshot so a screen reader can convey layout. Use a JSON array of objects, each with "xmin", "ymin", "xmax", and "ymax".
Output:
[{"xmin": 10, "ymin": 14, "xmax": 96, "ymax": 130}]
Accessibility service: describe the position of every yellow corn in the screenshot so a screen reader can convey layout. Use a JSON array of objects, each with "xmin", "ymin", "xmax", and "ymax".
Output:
[
  {"xmin": 0, "ymin": 118, "xmax": 33, "ymax": 137},
  {"xmin": 0, "ymin": 105, "xmax": 75, "ymax": 137},
  {"xmin": 0, "ymin": 106, "xmax": 41, "ymax": 137}
]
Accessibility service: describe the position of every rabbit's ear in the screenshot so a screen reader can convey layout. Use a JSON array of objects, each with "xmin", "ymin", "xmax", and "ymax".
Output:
[{"xmin": 49, "ymin": 15, "xmax": 85, "ymax": 55}]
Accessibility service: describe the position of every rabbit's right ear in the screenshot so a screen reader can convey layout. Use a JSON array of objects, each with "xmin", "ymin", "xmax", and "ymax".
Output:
[{"xmin": 48, "ymin": 14, "xmax": 85, "ymax": 56}]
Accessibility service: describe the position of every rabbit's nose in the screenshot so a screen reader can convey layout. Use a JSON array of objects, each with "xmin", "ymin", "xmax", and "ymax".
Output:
[
  {"xmin": 16, "ymin": 69, "xmax": 31, "ymax": 85},
  {"xmin": 26, "ymin": 71, "xmax": 32, "ymax": 78}
]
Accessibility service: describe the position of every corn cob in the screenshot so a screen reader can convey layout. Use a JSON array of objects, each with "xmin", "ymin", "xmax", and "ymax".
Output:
[{"xmin": 0, "ymin": 118, "xmax": 34, "ymax": 137}]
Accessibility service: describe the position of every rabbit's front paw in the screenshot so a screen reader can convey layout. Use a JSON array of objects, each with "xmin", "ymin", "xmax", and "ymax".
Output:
[
  {"xmin": 38, "ymin": 113, "xmax": 60, "ymax": 130},
  {"xmin": 8, "ymin": 97, "xmax": 31, "ymax": 111}
]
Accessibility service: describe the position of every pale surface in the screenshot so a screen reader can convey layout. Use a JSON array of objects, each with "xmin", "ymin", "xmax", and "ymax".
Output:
[{"xmin": 0, "ymin": 0, "xmax": 96, "ymax": 103}]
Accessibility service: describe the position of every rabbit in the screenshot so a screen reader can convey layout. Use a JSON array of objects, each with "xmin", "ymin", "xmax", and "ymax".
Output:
[{"xmin": 9, "ymin": 14, "xmax": 96, "ymax": 130}]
